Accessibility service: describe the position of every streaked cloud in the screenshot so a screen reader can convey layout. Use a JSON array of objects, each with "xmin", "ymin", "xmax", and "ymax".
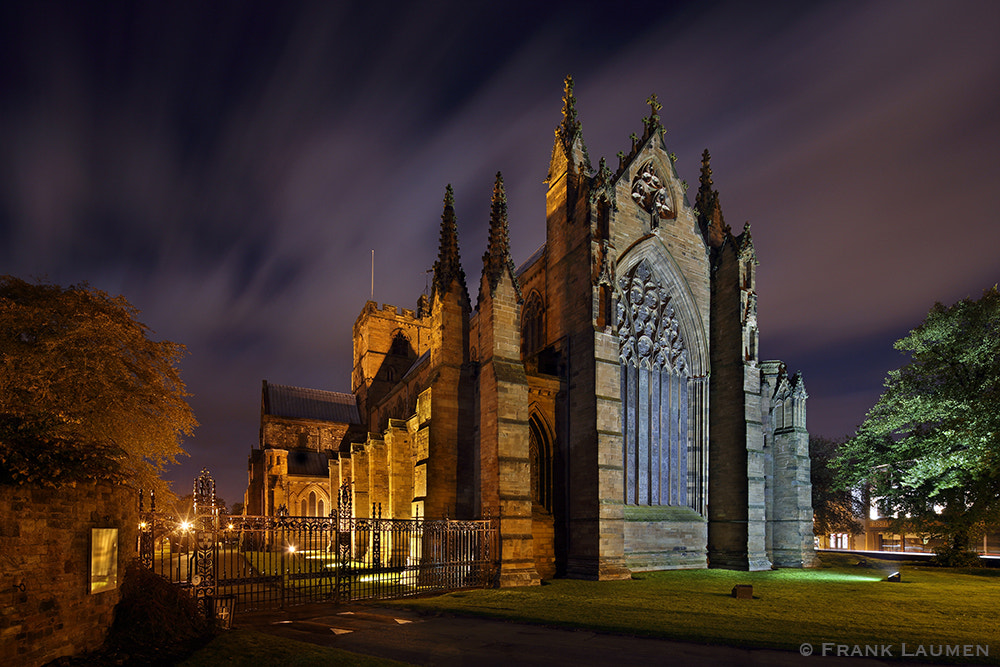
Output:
[{"xmin": 2, "ymin": 0, "xmax": 998, "ymax": 504}]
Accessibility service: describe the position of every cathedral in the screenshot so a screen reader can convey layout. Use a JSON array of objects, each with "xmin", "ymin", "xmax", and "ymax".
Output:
[{"xmin": 244, "ymin": 78, "xmax": 816, "ymax": 584}]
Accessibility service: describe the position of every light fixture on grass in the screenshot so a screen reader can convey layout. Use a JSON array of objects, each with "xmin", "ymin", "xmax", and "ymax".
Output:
[
  {"xmin": 887, "ymin": 571, "xmax": 901, "ymax": 582},
  {"xmin": 213, "ymin": 594, "xmax": 237, "ymax": 630}
]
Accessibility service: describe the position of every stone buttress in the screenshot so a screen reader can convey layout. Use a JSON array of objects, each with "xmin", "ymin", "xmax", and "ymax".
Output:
[{"xmin": 477, "ymin": 172, "xmax": 540, "ymax": 586}]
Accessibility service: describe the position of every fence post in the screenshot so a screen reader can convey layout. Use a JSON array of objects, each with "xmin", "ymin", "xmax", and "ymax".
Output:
[{"xmin": 335, "ymin": 481, "xmax": 352, "ymax": 603}]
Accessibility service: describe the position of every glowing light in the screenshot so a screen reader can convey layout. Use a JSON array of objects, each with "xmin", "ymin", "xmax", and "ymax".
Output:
[
  {"xmin": 227, "ymin": 523, "xmax": 234, "ymax": 531},
  {"xmin": 179, "ymin": 520, "xmax": 192, "ymax": 531},
  {"xmin": 287, "ymin": 545, "xmax": 297, "ymax": 554},
  {"xmin": 138, "ymin": 522, "xmax": 147, "ymax": 530}
]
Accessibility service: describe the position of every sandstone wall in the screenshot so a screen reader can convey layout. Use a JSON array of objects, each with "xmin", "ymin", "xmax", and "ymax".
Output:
[{"xmin": 0, "ymin": 483, "xmax": 138, "ymax": 666}]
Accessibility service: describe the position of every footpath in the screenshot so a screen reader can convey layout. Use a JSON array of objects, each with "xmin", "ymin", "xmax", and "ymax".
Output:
[{"xmin": 233, "ymin": 602, "xmax": 952, "ymax": 667}]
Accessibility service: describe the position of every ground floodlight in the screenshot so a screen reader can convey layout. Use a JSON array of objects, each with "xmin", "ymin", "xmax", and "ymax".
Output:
[
  {"xmin": 887, "ymin": 571, "xmax": 901, "ymax": 582},
  {"xmin": 213, "ymin": 594, "xmax": 237, "ymax": 630},
  {"xmin": 731, "ymin": 584, "xmax": 753, "ymax": 599}
]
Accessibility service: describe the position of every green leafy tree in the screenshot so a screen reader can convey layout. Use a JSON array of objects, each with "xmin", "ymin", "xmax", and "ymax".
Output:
[
  {"xmin": 810, "ymin": 435, "xmax": 863, "ymax": 537},
  {"xmin": 0, "ymin": 276, "xmax": 197, "ymax": 494},
  {"xmin": 834, "ymin": 286, "xmax": 1000, "ymax": 561}
]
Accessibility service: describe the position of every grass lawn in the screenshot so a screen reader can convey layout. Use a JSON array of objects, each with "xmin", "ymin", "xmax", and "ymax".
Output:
[
  {"xmin": 177, "ymin": 629, "xmax": 411, "ymax": 667},
  {"xmin": 387, "ymin": 554, "xmax": 1000, "ymax": 662}
]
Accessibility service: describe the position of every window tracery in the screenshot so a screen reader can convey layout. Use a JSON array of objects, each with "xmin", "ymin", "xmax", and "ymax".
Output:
[{"xmin": 617, "ymin": 259, "xmax": 693, "ymax": 507}]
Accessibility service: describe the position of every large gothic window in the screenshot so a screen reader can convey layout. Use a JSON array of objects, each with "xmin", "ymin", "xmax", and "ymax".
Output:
[{"xmin": 617, "ymin": 260, "xmax": 691, "ymax": 507}]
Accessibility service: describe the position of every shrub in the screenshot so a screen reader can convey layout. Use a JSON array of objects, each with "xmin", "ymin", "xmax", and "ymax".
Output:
[{"xmin": 108, "ymin": 560, "xmax": 212, "ymax": 649}]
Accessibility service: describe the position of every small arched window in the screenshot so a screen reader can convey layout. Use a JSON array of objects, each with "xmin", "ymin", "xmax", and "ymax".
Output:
[{"xmin": 521, "ymin": 292, "xmax": 545, "ymax": 358}]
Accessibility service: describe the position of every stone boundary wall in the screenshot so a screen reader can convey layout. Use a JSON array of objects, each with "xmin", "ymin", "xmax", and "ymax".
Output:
[{"xmin": 0, "ymin": 483, "xmax": 138, "ymax": 666}]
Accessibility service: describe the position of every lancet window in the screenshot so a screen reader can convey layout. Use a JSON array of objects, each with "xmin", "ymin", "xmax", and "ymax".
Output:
[
  {"xmin": 528, "ymin": 415, "xmax": 552, "ymax": 513},
  {"xmin": 521, "ymin": 292, "xmax": 545, "ymax": 358}
]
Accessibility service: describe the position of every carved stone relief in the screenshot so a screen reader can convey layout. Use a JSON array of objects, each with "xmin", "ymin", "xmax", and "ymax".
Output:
[{"xmin": 630, "ymin": 161, "xmax": 673, "ymax": 220}]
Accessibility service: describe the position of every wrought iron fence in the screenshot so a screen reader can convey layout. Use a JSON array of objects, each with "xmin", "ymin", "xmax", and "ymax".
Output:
[{"xmin": 137, "ymin": 507, "xmax": 498, "ymax": 612}]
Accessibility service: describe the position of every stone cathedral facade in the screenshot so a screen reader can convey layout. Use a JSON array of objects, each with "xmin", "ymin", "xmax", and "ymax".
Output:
[{"xmin": 244, "ymin": 78, "xmax": 816, "ymax": 584}]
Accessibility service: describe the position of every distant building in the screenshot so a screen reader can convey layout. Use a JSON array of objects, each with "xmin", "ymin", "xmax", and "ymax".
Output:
[
  {"xmin": 817, "ymin": 514, "xmax": 1000, "ymax": 556},
  {"xmin": 244, "ymin": 78, "xmax": 817, "ymax": 584},
  {"xmin": 244, "ymin": 383, "xmax": 364, "ymax": 517}
]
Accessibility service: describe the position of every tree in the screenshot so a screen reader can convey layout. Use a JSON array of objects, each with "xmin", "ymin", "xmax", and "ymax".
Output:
[
  {"xmin": 834, "ymin": 286, "xmax": 1000, "ymax": 561},
  {"xmin": 810, "ymin": 435, "xmax": 863, "ymax": 538},
  {"xmin": 0, "ymin": 276, "xmax": 197, "ymax": 495}
]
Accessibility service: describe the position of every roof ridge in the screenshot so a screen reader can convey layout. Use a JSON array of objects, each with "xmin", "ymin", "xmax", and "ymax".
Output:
[{"xmin": 267, "ymin": 382, "xmax": 354, "ymax": 398}]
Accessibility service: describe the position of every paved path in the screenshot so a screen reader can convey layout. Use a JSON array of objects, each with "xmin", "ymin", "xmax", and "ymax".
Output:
[{"xmin": 233, "ymin": 603, "xmax": 959, "ymax": 667}]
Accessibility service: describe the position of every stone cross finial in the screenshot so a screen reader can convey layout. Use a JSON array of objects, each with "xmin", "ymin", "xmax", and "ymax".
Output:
[
  {"xmin": 643, "ymin": 93, "xmax": 663, "ymax": 135},
  {"xmin": 646, "ymin": 93, "xmax": 662, "ymax": 120}
]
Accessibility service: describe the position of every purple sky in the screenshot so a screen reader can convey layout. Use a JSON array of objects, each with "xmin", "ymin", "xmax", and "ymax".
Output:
[{"xmin": 2, "ymin": 1, "xmax": 999, "ymax": 507}]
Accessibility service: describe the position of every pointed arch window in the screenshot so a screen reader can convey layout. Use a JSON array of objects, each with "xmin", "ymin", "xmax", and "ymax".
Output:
[
  {"xmin": 528, "ymin": 415, "xmax": 552, "ymax": 513},
  {"xmin": 521, "ymin": 292, "xmax": 545, "ymax": 358},
  {"xmin": 390, "ymin": 330, "xmax": 411, "ymax": 356},
  {"xmin": 617, "ymin": 260, "xmax": 693, "ymax": 507}
]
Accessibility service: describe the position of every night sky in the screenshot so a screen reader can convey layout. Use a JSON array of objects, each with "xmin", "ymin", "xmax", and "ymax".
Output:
[{"xmin": 2, "ymin": 1, "xmax": 999, "ymax": 508}]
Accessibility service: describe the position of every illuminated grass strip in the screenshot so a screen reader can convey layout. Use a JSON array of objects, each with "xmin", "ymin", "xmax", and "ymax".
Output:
[{"xmin": 389, "ymin": 553, "xmax": 1000, "ymax": 661}]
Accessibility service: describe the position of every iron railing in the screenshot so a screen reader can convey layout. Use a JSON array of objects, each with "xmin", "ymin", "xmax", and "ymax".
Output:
[{"xmin": 138, "ymin": 508, "xmax": 498, "ymax": 612}]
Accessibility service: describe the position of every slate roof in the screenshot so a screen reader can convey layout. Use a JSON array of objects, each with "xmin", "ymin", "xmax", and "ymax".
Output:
[
  {"xmin": 515, "ymin": 243, "xmax": 546, "ymax": 277},
  {"xmin": 263, "ymin": 382, "xmax": 361, "ymax": 424},
  {"xmin": 286, "ymin": 450, "xmax": 331, "ymax": 477},
  {"xmin": 401, "ymin": 349, "xmax": 430, "ymax": 383}
]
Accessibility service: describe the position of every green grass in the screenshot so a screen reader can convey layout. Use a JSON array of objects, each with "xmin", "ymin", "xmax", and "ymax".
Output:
[
  {"xmin": 177, "ymin": 629, "xmax": 410, "ymax": 666},
  {"xmin": 387, "ymin": 554, "xmax": 1000, "ymax": 663}
]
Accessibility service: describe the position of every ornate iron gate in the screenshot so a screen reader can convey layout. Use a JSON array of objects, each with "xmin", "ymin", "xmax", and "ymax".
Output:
[{"xmin": 138, "ymin": 479, "xmax": 499, "ymax": 612}]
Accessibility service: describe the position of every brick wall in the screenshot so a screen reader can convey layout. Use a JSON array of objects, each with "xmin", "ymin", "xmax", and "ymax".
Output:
[{"xmin": 0, "ymin": 483, "xmax": 137, "ymax": 666}]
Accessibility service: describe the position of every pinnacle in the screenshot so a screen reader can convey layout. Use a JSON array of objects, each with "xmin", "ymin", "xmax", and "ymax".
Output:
[
  {"xmin": 482, "ymin": 172, "xmax": 522, "ymax": 300},
  {"xmin": 559, "ymin": 75, "xmax": 581, "ymax": 141},
  {"xmin": 432, "ymin": 184, "xmax": 468, "ymax": 301},
  {"xmin": 696, "ymin": 150, "xmax": 726, "ymax": 248}
]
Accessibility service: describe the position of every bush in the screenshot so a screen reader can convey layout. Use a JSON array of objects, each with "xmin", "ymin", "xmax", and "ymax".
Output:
[
  {"xmin": 108, "ymin": 560, "xmax": 213, "ymax": 649},
  {"xmin": 930, "ymin": 546, "xmax": 982, "ymax": 568}
]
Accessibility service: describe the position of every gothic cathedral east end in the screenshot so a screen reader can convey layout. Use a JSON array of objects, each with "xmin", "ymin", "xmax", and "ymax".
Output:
[{"xmin": 244, "ymin": 78, "xmax": 817, "ymax": 585}]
